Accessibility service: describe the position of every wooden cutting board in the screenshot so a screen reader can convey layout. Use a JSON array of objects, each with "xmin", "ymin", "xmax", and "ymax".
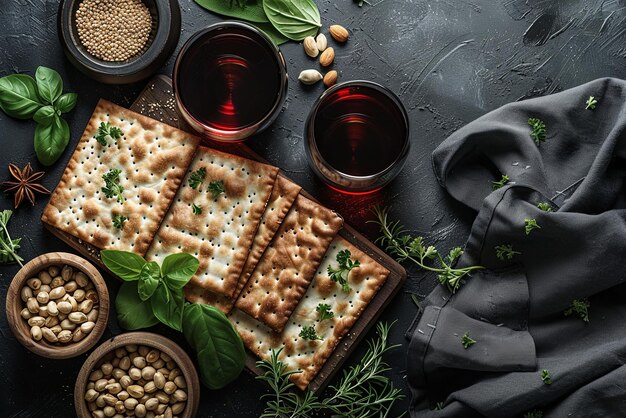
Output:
[{"xmin": 44, "ymin": 74, "xmax": 407, "ymax": 393}]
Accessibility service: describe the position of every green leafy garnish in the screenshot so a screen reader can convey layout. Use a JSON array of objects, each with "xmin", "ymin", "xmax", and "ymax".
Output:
[
  {"xmin": 0, "ymin": 210, "xmax": 23, "ymax": 267},
  {"xmin": 585, "ymin": 96, "xmax": 598, "ymax": 110},
  {"xmin": 540, "ymin": 369, "xmax": 552, "ymax": 385},
  {"xmin": 208, "ymin": 180, "xmax": 226, "ymax": 199},
  {"xmin": 112, "ymin": 214, "xmax": 128, "ymax": 230},
  {"xmin": 537, "ymin": 202, "xmax": 553, "ymax": 212},
  {"xmin": 192, "ymin": 203, "xmax": 203, "ymax": 215},
  {"xmin": 564, "ymin": 298, "xmax": 590, "ymax": 323},
  {"xmin": 188, "ymin": 167, "xmax": 206, "ymax": 190},
  {"xmin": 102, "ymin": 169, "xmax": 125, "ymax": 203},
  {"xmin": 495, "ymin": 244, "xmax": 521, "ymax": 260},
  {"xmin": 263, "ymin": 0, "xmax": 322, "ymax": 41},
  {"xmin": 524, "ymin": 218, "xmax": 541, "ymax": 235},
  {"xmin": 492, "ymin": 174, "xmax": 509, "ymax": 191},
  {"xmin": 369, "ymin": 206, "xmax": 484, "ymax": 293},
  {"xmin": 461, "ymin": 332, "xmax": 476, "ymax": 349},
  {"xmin": 257, "ymin": 322, "xmax": 404, "ymax": 417},
  {"xmin": 327, "ymin": 249, "xmax": 360, "ymax": 292},
  {"xmin": 95, "ymin": 122, "xmax": 123, "ymax": 146},
  {"xmin": 299, "ymin": 325, "xmax": 322, "ymax": 341},
  {"xmin": 523, "ymin": 410, "xmax": 543, "ymax": 418},
  {"xmin": 316, "ymin": 303, "xmax": 334, "ymax": 321},
  {"xmin": 528, "ymin": 117, "xmax": 546, "ymax": 145},
  {"xmin": 435, "ymin": 401, "xmax": 444, "ymax": 411}
]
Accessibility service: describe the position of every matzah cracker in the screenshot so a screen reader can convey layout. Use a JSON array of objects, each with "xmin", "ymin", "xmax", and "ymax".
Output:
[
  {"xmin": 41, "ymin": 99, "xmax": 199, "ymax": 256},
  {"xmin": 230, "ymin": 236, "xmax": 390, "ymax": 390},
  {"xmin": 146, "ymin": 146, "xmax": 279, "ymax": 297},
  {"xmin": 235, "ymin": 194, "xmax": 343, "ymax": 333}
]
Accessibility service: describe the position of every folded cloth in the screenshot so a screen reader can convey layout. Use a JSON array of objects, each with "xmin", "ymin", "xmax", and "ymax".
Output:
[{"xmin": 408, "ymin": 78, "xmax": 626, "ymax": 417}]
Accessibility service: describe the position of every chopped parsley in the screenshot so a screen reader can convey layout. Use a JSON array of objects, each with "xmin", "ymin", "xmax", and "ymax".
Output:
[
  {"xmin": 327, "ymin": 249, "xmax": 360, "ymax": 293},
  {"xmin": 495, "ymin": 244, "xmax": 521, "ymax": 260},
  {"xmin": 537, "ymin": 202, "xmax": 553, "ymax": 212},
  {"xmin": 299, "ymin": 325, "xmax": 322, "ymax": 341},
  {"xmin": 188, "ymin": 167, "xmax": 206, "ymax": 190},
  {"xmin": 192, "ymin": 203, "xmax": 203, "ymax": 215},
  {"xmin": 461, "ymin": 332, "xmax": 476, "ymax": 349},
  {"xmin": 585, "ymin": 96, "xmax": 598, "ymax": 110},
  {"xmin": 524, "ymin": 218, "xmax": 541, "ymax": 235},
  {"xmin": 95, "ymin": 122, "xmax": 123, "ymax": 146},
  {"xmin": 540, "ymin": 369, "xmax": 552, "ymax": 385},
  {"xmin": 112, "ymin": 214, "xmax": 128, "ymax": 229},
  {"xmin": 208, "ymin": 180, "xmax": 226, "ymax": 199},
  {"xmin": 102, "ymin": 169, "xmax": 125, "ymax": 204},
  {"xmin": 492, "ymin": 174, "xmax": 510, "ymax": 191},
  {"xmin": 528, "ymin": 117, "xmax": 546, "ymax": 145},
  {"xmin": 564, "ymin": 298, "xmax": 590, "ymax": 323},
  {"xmin": 316, "ymin": 303, "xmax": 334, "ymax": 321}
]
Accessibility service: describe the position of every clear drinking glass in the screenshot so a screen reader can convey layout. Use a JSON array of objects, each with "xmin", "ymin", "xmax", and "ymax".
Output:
[
  {"xmin": 304, "ymin": 80, "xmax": 410, "ymax": 194},
  {"xmin": 173, "ymin": 21, "xmax": 288, "ymax": 142}
]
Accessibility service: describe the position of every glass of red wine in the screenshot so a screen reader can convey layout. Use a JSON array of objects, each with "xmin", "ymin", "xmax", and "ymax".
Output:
[
  {"xmin": 173, "ymin": 22, "xmax": 288, "ymax": 142},
  {"xmin": 304, "ymin": 81, "xmax": 410, "ymax": 194}
]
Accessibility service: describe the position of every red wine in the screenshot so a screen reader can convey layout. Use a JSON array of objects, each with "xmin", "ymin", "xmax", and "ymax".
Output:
[
  {"xmin": 176, "ymin": 28, "xmax": 282, "ymax": 131},
  {"xmin": 313, "ymin": 86, "xmax": 408, "ymax": 176}
]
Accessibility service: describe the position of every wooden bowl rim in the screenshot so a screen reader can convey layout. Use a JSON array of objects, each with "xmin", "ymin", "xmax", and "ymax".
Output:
[
  {"xmin": 74, "ymin": 332, "xmax": 200, "ymax": 418},
  {"xmin": 5, "ymin": 252, "xmax": 110, "ymax": 359}
]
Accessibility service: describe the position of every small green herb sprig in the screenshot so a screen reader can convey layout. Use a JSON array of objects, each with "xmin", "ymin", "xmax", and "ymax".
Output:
[
  {"xmin": 192, "ymin": 203, "xmax": 203, "ymax": 215},
  {"xmin": 101, "ymin": 250, "xmax": 245, "ymax": 390},
  {"xmin": 112, "ymin": 214, "xmax": 128, "ymax": 230},
  {"xmin": 102, "ymin": 169, "xmax": 125, "ymax": 204},
  {"xmin": 0, "ymin": 66, "xmax": 77, "ymax": 166},
  {"xmin": 299, "ymin": 325, "xmax": 322, "ymax": 341},
  {"xmin": 208, "ymin": 180, "xmax": 226, "ymax": 199},
  {"xmin": 461, "ymin": 332, "xmax": 476, "ymax": 349},
  {"xmin": 585, "ymin": 96, "xmax": 598, "ymax": 110},
  {"xmin": 528, "ymin": 117, "xmax": 546, "ymax": 145},
  {"xmin": 316, "ymin": 303, "xmax": 334, "ymax": 321},
  {"xmin": 95, "ymin": 122, "xmax": 123, "ymax": 146},
  {"xmin": 537, "ymin": 202, "xmax": 553, "ymax": 212},
  {"xmin": 523, "ymin": 410, "xmax": 543, "ymax": 418},
  {"xmin": 188, "ymin": 167, "xmax": 206, "ymax": 190},
  {"xmin": 327, "ymin": 249, "xmax": 360, "ymax": 292},
  {"xmin": 564, "ymin": 298, "xmax": 590, "ymax": 323},
  {"xmin": 524, "ymin": 218, "xmax": 541, "ymax": 235},
  {"xmin": 369, "ymin": 206, "xmax": 484, "ymax": 293},
  {"xmin": 257, "ymin": 322, "xmax": 405, "ymax": 418},
  {"xmin": 540, "ymin": 369, "xmax": 552, "ymax": 385},
  {"xmin": 0, "ymin": 210, "xmax": 23, "ymax": 266},
  {"xmin": 435, "ymin": 401, "xmax": 444, "ymax": 411},
  {"xmin": 492, "ymin": 174, "xmax": 509, "ymax": 191},
  {"xmin": 495, "ymin": 244, "xmax": 521, "ymax": 260}
]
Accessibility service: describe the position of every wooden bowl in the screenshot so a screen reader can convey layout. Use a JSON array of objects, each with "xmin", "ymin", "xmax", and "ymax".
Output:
[
  {"xmin": 5, "ymin": 252, "xmax": 110, "ymax": 359},
  {"xmin": 74, "ymin": 332, "xmax": 200, "ymax": 418}
]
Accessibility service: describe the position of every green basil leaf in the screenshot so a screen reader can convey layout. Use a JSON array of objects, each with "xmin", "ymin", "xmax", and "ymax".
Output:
[
  {"xmin": 55, "ymin": 92, "xmax": 78, "ymax": 114},
  {"xmin": 0, "ymin": 74, "xmax": 43, "ymax": 119},
  {"xmin": 33, "ymin": 105, "xmax": 55, "ymax": 126},
  {"xmin": 183, "ymin": 303, "xmax": 245, "ymax": 389},
  {"xmin": 161, "ymin": 253, "xmax": 199, "ymax": 289},
  {"xmin": 138, "ymin": 261, "xmax": 161, "ymax": 301},
  {"xmin": 194, "ymin": 0, "xmax": 269, "ymax": 23},
  {"xmin": 35, "ymin": 66, "xmax": 63, "ymax": 104},
  {"xmin": 150, "ymin": 283, "xmax": 184, "ymax": 331},
  {"xmin": 101, "ymin": 250, "xmax": 147, "ymax": 281},
  {"xmin": 116, "ymin": 282, "xmax": 160, "ymax": 330},
  {"xmin": 250, "ymin": 22, "xmax": 289, "ymax": 45},
  {"xmin": 34, "ymin": 115, "xmax": 70, "ymax": 166},
  {"xmin": 263, "ymin": 0, "xmax": 321, "ymax": 41}
]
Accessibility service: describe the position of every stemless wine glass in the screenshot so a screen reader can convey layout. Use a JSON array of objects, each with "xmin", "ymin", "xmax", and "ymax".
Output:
[
  {"xmin": 173, "ymin": 21, "xmax": 288, "ymax": 142},
  {"xmin": 304, "ymin": 80, "xmax": 410, "ymax": 194}
]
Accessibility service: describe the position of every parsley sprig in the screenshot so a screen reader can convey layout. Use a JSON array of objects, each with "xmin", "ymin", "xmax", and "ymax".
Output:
[
  {"xmin": 528, "ymin": 117, "xmax": 546, "ymax": 145},
  {"xmin": 316, "ymin": 303, "xmax": 334, "ymax": 321},
  {"xmin": 208, "ymin": 180, "xmax": 225, "ymax": 199},
  {"xmin": 537, "ymin": 202, "xmax": 553, "ymax": 212},
  {"xmin": 564, "ymin": 298, "xmax": 590, "ymax": 323},
  {"xmin": 585, "ymin": 96, "xmax": 598, "ymax": 110},
  {"xmin": 540, "ymin": 369, "xmax": 552, "ymax": 385},
  {"xmin": 524, "ymin": 218, "xmax": 541, "ymax": 235},
  {"xmin": 192, "ymin": 203, "xmax": 203, "ymax": 215},
  {"xmin": 492, "ymin": 174, "xmax": 509, "ymax": 191},
  {"xmin": 299, "ymin": 325, "xmax": 322, "ymax": 341},
  {"xmin": 188, "ymin": 167, "xmax": 206, "ymax": 190},
  {"xmin": 102, "ymin": 169, "xmax": 125, "ymax": 204},
  {"xmin": 495, "ymin": 244, "xmax": 521, "ymax": 260},
  {"xmin": 327, "ymin": 250, "xmax": 360, "ymax": 292},
  {"xmin": 370, "ymin": 206, "xmax": 484, "ymax": 293},
  {"xmin": 112, "ymin": 214, "xmax": 127, "ymax": 229},
  {"xmin": 461, "ymin": 332, "xmax": 476, "ymax": 349},
  {"xmin": 95, "ymin": 122, "xmax": 122, "ymax": 146},
  {"xmin": 0, "ymin": 210, "xmax": 23, "ymax": 266}
]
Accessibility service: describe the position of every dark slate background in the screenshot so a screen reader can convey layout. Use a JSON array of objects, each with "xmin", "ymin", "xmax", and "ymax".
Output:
[{"xmin": 2, "ymin": 0, "xmax": 626, "ymax": 416}]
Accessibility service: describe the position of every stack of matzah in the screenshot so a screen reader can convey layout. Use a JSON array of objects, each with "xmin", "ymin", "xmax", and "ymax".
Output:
[{"xmin": 42, "ymin": 100, "xmax": 391, "ymax": 389}]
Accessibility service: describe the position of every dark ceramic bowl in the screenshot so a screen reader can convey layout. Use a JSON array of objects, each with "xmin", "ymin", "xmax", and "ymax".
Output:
[{"xmin": 58, "ymin": 0, "xmax": 181, "ymax": 84}]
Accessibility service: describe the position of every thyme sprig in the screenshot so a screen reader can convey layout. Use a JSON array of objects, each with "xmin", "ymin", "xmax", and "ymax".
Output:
[{"xmin": 369, "ymin": 206, "xmax": 484, "ymax": 293}]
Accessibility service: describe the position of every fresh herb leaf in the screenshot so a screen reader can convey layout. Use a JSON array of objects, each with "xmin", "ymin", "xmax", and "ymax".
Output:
[
  {"xmin": 461, "ymin": 332, "xmax": 476, "ymax": 349},
  {"xmin": 150, "ymin": 282, "xmax": 185, "ymax": 331},
  {"xmin": 540, "ymin": 369, "xmax": 552, "ymax": 385},
  {"xmin": 101, "ymin": 249, "xmax": 147, "ymax": 281},
  {"xmin": 564, "ymin": 298, "xmax": 590, "ymax": 323},
  {"xmin": 524, "ymin": 218, "xmax": 541, "ymax": 235},
  {"xmin": 34, "ymin": 114, "xmax": 70, "ymax": 166},
  {"xmin": 208, "ymin": 180, "xmax": 226, "ymax": 199},
  {"xmin": 55, "ymin": 93, "xmax": 78, "ymax": 113},
  {"xmin": 192, "ymin": 203, "xmax": 202, "ymax": 215},
  {"xmin": 316, "ymin": 303, "xmax": 334, "ymax": 321},
  {"xmin": 188, "ymin": 167, "xmax": 206, "ymax": 189},
  {"xmin": 299, "ymin": 325, "xmax": 322, "ymax": 341},
  {"xmin": 0, "ymin": 210, "xmax": 23, "ymax": 266},
  {"xmin": 537, "ymin": 202, "xmax": 553, "ymax": 212},
  {"xmin": 137, "ymin": 261, "xmax": 160, "ymax": 301},
  {"xmin": 102, "ymin": 168, "xmax": 125, "ymax": 203},
  {"xmin": 194, "ymin": 0, "xmax": 269, "ymax": 23},
  {"xmin": 112, "ymin": 214, "xmax": 128, "ymax": 229},
  {"xmin": 33, "ymin": 105, "xmax": 55, "ymax": 125},
  {"xmin": 523, "ymin": 410, "xmax": 543, "ymax": 418},
  {"xmin": 585, "ymin": 96, "xmax": 598, "ymax": 110},
  {"xmin": 528, "ymin": 117, "xmax": 546, "ymax": 145},
  {"xmin": 160, "ymin": 252, "xmax": 199, "ymax": 290},
  {"xmin": 435, "ymin": 401, "xmax": 444, "ymax": 410},
  {"xmin": 95, "ymin": 122, "xmax": 123, "ymax": 146},
  {"xmin": 182, "ymin": 303, "xmax": 246, "ymax": 389},
  {"xmin": 35, "ymin": 66, "xmax": 63, "ymax": 104},
  {"xmin": 495, "ymin": 244, "xmax": 521, "ymax": 260},
  {"xmin": 0, "ymin": 73, "xmax": 43, "ymax": 119},
  {"xmin": 492, "ymin": 174, "xmax": 509, "ymax": 191},
  {"xmin": 327, "ymin": 249, "xmax": 360, "ymax": 292},
  {"xmin": 263, "ymin": 0, "xmax": 322, "ymax": 41},
  {"xmin": 115, "ymin": 282, "xmax": 159, "ymax": 330},
  {"xmin": 369, "ymin": 206, "xmax": 484, "ymax": 293}
]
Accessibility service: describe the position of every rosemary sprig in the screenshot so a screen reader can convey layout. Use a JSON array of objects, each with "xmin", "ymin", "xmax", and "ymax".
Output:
[
  {"xmin": 0, "ymin": 210, "xmax": 23, "ymax": 267},
  {"xmin": 369, "ymin": 206, "xmax": 484, "ymax": 293}
]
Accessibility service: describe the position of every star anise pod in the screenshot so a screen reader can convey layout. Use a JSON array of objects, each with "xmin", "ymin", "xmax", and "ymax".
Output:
[{"xmin": 2, "ymin": 163, "xmax": 51, "ymax": 208}]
